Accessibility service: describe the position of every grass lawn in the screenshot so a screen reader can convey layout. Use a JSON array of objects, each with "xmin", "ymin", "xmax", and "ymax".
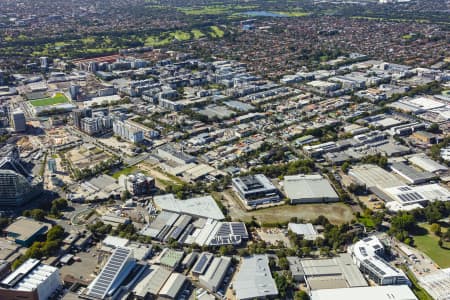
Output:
[
  {"xmin": 413, "ymin": 224, "xmax": 450, "ymax": 268},
  {"xmin": 111, "ymin": 166, "xmax": 139, "ymax": 179},
  {"xmin": 30, "ymin": 93, "xmax": 69, "ymax": 107},
  {"xmin": 358, "ymin": 215, "xmax": 375, "ymax": 228},
  {"xmin": 210, "ymin": 26, "xmax": 225, "ymax": 38},
  {"xmin": 170, "ymin": 30, "xmax": 191, "ymax": 41},
  {"xmin": 191, "ymin": 29, "xmax": 205, "ymax": 39}
]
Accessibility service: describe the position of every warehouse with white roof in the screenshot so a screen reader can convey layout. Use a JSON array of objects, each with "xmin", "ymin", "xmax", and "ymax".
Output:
[
  {"xmin": 283, "ymin": 174, "xmax": 339, "ymax": 204},
  {"xmin": 311, "ymin": 285, "xmax": 417, "ymax": 300}
]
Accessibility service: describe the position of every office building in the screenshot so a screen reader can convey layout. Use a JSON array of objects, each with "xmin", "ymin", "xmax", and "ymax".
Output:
[
  {"xmin": 0, "ymin": 145, "xmax": 42, "ymax": 207},
  {"xmin": 72, "ymin": 108, "xmax": 92, "ymax": 129},
  {"xmin": 118, "ymin": 173, "xmax": 155, "ymax": 196},
  {"xmin": 233, "ymin": 255, "xmax": 278, "ymax": 300},
  {"xmin": 10, "ymin": 109, "xmax": 26, "ymax": 132},
  {"xmin": 232, "ymin": 174, "xmax": 281, "ymax": 207},
  {"xmin": 0, "ymin": 170, "xmax": 42, "ymax": 207},
  {"xmin": 284, "ymin": 174, "xmax": 339, "ymax": 204},
  {"xmin": 0, "ymin": 258, "xmax": 61, "ymax": 300},
  {"xmin": 113, "ymin": 119, "xmax": 144, "ymax": 143},
  {"xmin": 350, "ymin": 236, "xmax": 410, "ymax": 286},
  {"xmin": 47, "ymin": 158, "xmax": 57, "ymax": 173},
  {"xmin": 311, "ymin": 285, "xmax": 417, "ymax": 300},
  {"xmin": 39, "ymin": 57, "xmax": 48, "ymax": 69}
]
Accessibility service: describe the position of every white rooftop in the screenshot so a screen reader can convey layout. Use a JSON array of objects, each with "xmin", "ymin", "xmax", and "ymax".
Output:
[
  {"xmin": 154, "ymin": 194, "xmax": 225, "ymax": 220},
  {"xmin": 283, "ymin": 174, "xmax": 338, "ymax": 201},
  {"xmin": 233, "ymin": 255, "xmax": 278, "ymax": 300},
  {"xmin": 288, "ymin": 223, "xmax": 319, "ymax": 240},
  {"xmin": 311, "ymin": 285, "xmax": 417, "ymax": 300}
]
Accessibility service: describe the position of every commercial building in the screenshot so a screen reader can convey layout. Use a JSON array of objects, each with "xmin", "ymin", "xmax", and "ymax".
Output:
[
  {"xmin": 199, "ymin": 256, "xmax": 232, "ymax": 292},
  {"xmin": 118, "ymin": 173, "xmax": 155, "ymax": 195},
  {"xmin": 1, "ymin": 146, "xmax": 42, "ymax": 207},
  {"xmin": 153, "ymin": 194, "xmax": 225, "ymax": 220},
  {"xmin": 113, "ymin": 119, "xmax": 144, "ymax": 143},
  {"xmin": 349, "ymin": 164, "xmax": 405, "ymax": 189},
  {"xmin": 0, "ymin": 258, "xmax": 61, "ymax": 300},
  {"xmin": 4, "ymin": 218, "xmax": 49, "ymax": 246},
  {"xmin": 86, "ymin": 247, "xmax": 136, "ymax": 299},
  {"xmin": 300, "ymin": 254, "xmax": 368, "ymax": 290},
  {"xmin": 233, "ymin": 255, "xmax": 278, "ymax": 300},
  {"xmin": 10, "ymin": 109, "xmax": 26, "ymax": 132},
  {"xmin": 390, "ymin": 162, "xmax": 435, "ymax": 184},
  {"xmin": 383, "ymin": 184, "xmax": 450, "ymax": 212},
  {"xmin": 232, "ymin": 174, "xmax": 281, "ymax": 207},
  {"xmin": 310, "ymin": 285, "xmax": 417, "ymax": 300},
  {"xmin": 407, "ymin": 155, "xmax": 448, "ymax": 173},
  {"xmin": 350, "ymin": 236, "xmax": 410, "ymax": 286},
  {"xmin": 157, "ymin": 144, "xmax": 196, "ymax": 165},
  {"xmin": 283, "ymin": 174, "xmax": 339, "ymax": 204}
]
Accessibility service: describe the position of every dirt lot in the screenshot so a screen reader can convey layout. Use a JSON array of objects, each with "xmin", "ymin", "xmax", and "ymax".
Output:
[{"xmin": 221, "ymin": 189, "xmax": 354, "ymax": 225}]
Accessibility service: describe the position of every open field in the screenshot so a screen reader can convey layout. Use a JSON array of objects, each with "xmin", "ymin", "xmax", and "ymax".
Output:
[
  {"xmin": 210, "ymin": 26, "xmax": 225, "ymax": 38},
  {"xmin": 221, "ymin": 189, "xmax": 354, "ymax": 224},
  {"xmin": 30, "ymin": 93, "xmax": 69, "ymax": 107},
  {"xmin": 111, "ymin": 166, "xmax": 140, "ymax": 179},
  {"xmin": 413, "ymin": 223, "xmax": 450, "ymax": 268}
]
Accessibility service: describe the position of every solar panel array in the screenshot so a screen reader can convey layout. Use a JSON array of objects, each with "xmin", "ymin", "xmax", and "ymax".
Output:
[
  {"xmin": 193, "ymin": 253, "xmax": 213, "ymax": 275},
  {"xmin": 210, "ymin": 222, "xmax": 249, "ymax": 246},
  {"xmin": 88, "ymin": 247, "xmax": 131, "ymax": 299},
  {"xmin": 397, "ymin": 191, "xmax": 424, "ymax": 203}
]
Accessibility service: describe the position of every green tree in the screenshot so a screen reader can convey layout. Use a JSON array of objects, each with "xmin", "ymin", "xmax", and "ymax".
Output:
[{"xmin": 295, "ymin": 290, "xmax": 310, "ymax": 300}]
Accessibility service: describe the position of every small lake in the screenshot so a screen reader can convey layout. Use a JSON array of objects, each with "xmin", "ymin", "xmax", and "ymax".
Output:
[{"xmin": 242, "ymin": 11, "xmax": 287, "ymax": 17}]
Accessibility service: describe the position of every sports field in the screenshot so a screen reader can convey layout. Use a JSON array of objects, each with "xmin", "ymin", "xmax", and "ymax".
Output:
[{"xmin": 30, "ymin": 93, "xmax": 69, "ymax": 107}]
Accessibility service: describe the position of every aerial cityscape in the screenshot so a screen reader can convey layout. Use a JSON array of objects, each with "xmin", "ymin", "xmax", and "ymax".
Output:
[{"xmin": 0, "ymin": 0, "xmax": 448, "ymax": 299}]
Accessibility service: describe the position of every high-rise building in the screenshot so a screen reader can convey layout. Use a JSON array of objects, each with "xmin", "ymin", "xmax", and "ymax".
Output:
[
  {"xmin": 72, "ymin": 108, "xmax": 93, "ymax": 129},
  {"xmin": 0, "ymin": 145, "xmax": 42, "ymax": 207},
  {"xmin": 10, "ymin": 109, "xmax": 26, "ymax": 132},
  {"xmin": 39, "ymin": 56, "xmax": 49, "ymax": 69},
  {"xmin": 81, "ymin": 117, "xmax": 100, "ymax": 135},
  {"xmin": 69, "ymin": 84, "xmax": 80, "ymax": 100},
  {"xmin": 47, "ymin": 158, "xmax": 57, "ymax": 173},
  {"xmin": 0, "ymin": 170, "xmax": 42, "ymax": 207}
]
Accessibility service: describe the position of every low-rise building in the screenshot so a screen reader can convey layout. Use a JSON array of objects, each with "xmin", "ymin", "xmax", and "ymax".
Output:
[
  {"xmin": 232, "ymin": 174, "xmax": 281, "ymax": 207},
  {"xmin": 4, "ymin": 218, "xmax": 49, "ymax": 247},
  {"xmin": 233, "ymin": 255, "xmax": 278, "ymax": 300},
  {"xmin": 283, "ymin": 174, "xmax": 339, "ymax": 204},
  {"xmin": 0, "ymin": 258, "xmax": 61, "ymax": 300}
]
